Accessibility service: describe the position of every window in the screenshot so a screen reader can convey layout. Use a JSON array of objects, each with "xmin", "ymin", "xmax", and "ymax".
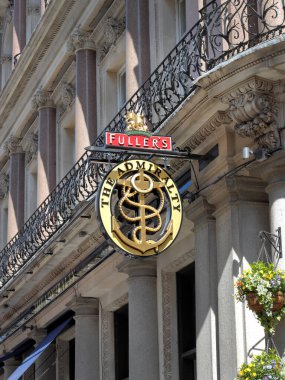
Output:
[
  {"xmin": 69, "ymin": 338, "xmax": 75, "ymax": 380},
  {"xmin": 117, "ymin": 67, "xmax": 126, "ymax": 110},
  {"xmin": 177, "ymin": 262, "xmax": 196, "ymax": 379},
  {"xmin": 114, "ymin": 304, "xmax": 129, "ymax": 380},
  {"xmin": 177, "ymin": 0, "xmax": 186, "ymax": 40}
]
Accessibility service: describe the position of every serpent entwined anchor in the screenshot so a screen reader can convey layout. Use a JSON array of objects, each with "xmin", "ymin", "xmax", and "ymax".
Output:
[{"xmin": 112, "ymin": 170, "xmax": 173, "ymax": 253}]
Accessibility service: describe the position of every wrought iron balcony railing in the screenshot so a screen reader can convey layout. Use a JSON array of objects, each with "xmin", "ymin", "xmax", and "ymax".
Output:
[{"xmin": 0, "ymin": 0, "xmax": 284, "ymax": 288}]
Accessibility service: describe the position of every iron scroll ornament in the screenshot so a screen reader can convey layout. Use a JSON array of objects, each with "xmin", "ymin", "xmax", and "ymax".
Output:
[{"xmin": 96, "ymin": 160, "xmax": 182, "ymax": 257}]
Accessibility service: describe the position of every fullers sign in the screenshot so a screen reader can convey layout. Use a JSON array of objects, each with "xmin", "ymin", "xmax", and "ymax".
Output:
[{"xmin": 105, "ymin": 111, "xmax": 172, "ymax": 151}]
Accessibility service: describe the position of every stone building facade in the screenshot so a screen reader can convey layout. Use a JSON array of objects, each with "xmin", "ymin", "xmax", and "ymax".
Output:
[{"xmin": 0, "ymin": 0, "xmax": 284, "ymax": 379}]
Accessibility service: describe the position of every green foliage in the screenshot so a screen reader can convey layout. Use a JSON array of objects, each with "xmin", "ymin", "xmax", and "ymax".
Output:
[
  {"xmin": 235, "ymin": 349, "xmax": 285, "ymax": 380},
  {"xmin": 235, "ymin": 262, "xmax": 285, "ymax": 334}
]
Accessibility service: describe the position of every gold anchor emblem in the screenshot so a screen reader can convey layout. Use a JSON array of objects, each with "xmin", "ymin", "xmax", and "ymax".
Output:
[
  {"xmin": 112, "ymin": 170, "xmax": 173, "ymax": 254},
  {"xmin": 97, "ymin": 159, "xmax": 182, "ymax": 257}
]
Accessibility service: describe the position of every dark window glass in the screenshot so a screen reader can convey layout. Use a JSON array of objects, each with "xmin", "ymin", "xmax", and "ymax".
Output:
[
  {"xmin": 69, "ymin": 338, "xmax": 75, "ymax": 380},
  {"xmin": 114, "ymin": 304, "xmax": 129, "ymax": 380},
  {"xmin": 177, "ymin": 262, "xmax": 196, "ymax": 379}
]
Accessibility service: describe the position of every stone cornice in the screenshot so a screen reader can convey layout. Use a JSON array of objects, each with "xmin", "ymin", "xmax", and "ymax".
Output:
[{"xmin": 182, "ymin": 111, "xmax": 232, "ymax": 151}]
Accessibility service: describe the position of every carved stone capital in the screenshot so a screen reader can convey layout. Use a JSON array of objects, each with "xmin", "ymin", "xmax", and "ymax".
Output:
[
  {"xmin": 204, "ymin": 175, "xmax": 268, "ymax": 211},
  {"xmin": 67, "ymin": 297, "xmax": 99, "ymax": 316},
  {"xmin": 67, "ymin": 28, "xmax": 96, "ymax": 54},
  {"xmin": 98, "ymin": 17, "xmax": 125, "ymax": 62},
  {"xmin": 117, "ymin": 258, "xmax": 157, "ymax": 278},
  {"xmin": 221, "ymin": 77, "xmax": 279, "ymax": 149},
  {"xmin": 22, "ymin": 132, "xmax": 38, "ymax": 165},
  {"xmin": 0, "ymin": 173, "xmax": 9, "ymax": 199},
  {"xmin": 5, "ymin": 136, "xmax": 23, "ymax": 155},
  {"xmin": 32, "ymin": 89, "xmax": 54, "ymax": 110}
]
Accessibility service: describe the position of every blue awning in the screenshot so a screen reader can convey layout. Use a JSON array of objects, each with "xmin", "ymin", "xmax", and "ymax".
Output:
[{"xmin": 8, "ymin": 317, "xmax": 72, "ymax": 380}]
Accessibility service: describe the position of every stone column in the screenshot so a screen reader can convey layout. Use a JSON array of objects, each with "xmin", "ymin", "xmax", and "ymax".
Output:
[
  {"xmin": 186, "ymin": 197, "xmax": 218, "ymax": 380},
  {"xmin": 67, "ymin": 297, "xmax": 99, "ymax": 380},
  {"xmin": 125, "ymin": 0, "xmax": 151, "ymax": 98},
  {"xmin": 4, "ymin": 357, "xmax": 20, "ymax": 380},
  {"xmin": 33, "ymin": 89, "xmax": 56, "ymax": 206},
  {"xmin": 257, "ymin": 153, "xmax": 285, "ymax": 351},
  {"xmin": 68, "ymin": 29, "xmax": 97, "ymax": 160},
  {"xmin": 5, "ymin": 136, "xmax": 25, "ymax": 241},
  {"xmin": 31, "ymin": 329, "xmax": 56, "ymax": 380},
  {"xmin": 13, "ymin": 0, "xmax": 26, "ymax": 65},
  {"xmin": 205, "ymin": 176, "xmax": 269, "ymax": 380},
  {"xmin": 117, "ymin": 259, "xmax": 159, "ymax": 380}
]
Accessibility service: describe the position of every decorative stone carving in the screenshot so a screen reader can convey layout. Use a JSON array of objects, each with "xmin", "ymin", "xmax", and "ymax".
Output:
[
  {"xmin": 161, "ymin": 271, "xmax": 173, "ymax": 380},
  {"xmin": 0, "ymin": 146, "xmax": 8, "ymax": 162},
  {"xmin": 32, "ymin": 88, "xmax": 54, "ymax": 109},
  {"xmin": 1, "ymin": 55, "xmax": 12, "ymax": 64},
  {"xmin": 98, "ymin": 17, "xmax": 125, "ymax": 62},
  {"xmin": 222, "ymin": 78, "xmax": 279, "ymax": 149},
  {"xmin": 183, "ymin": 111, "xmax": 232, "ymax": 151},
  {"xmin": 60, "ymin": 82, "xmax": 75, "ymax": 107},
  {"xmin": 5, "ymin": 136, "xmax": 23, "ymax": 155},
  {"xmin": 67, "ymin": 27, "xmax": 96, "ymax": 54},
  {"xmin": 6, "ymin": 0, "xmax": 13, "ymax": 24},
  {"xmin": 0, "ymin": 173, "xmax": 9, "ymax": 199},
  {"xmin": 22, "ymin": 132, "xmax": 38, "ymax": 165},
  {"xmin": 27, "ymin": 6, "xmax": 40, "ymax": 15},
  {"xmin": 101, "ymin": 310, "xmax": 115, "ymax": 380},
  {"xmin": 58, "ymin": 82, "xmax": 75, "ymax": 118}
]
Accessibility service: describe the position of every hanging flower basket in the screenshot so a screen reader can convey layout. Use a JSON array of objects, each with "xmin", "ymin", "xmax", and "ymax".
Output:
[
  {"xmin": 235, "ymin": 349, "xmax": 285, "ymax": 380},
  {"xmin": 246, "ymin": 291, "xmax": 285, "ymax": 313},
  {"xmin": 235, "ymin": 262, "xmax": 285, "ymax": 334}
]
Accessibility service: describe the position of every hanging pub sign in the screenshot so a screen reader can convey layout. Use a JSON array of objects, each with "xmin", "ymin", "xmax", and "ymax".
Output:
[
  {"xmin": 97, "ymin": 159, "xmax": 182, "ymax": 257},
  {"xmin": 95, "ymin": 111, "xmax": 182, "ymax": 257}
]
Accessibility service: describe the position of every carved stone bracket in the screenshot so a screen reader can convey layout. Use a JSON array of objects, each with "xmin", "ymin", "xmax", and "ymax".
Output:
[
  {"xmin": 67, "ymin": 28, "xmax": 96, "ymax": 54},
  {"xmin": 0, "ymin": 173, "xmax": 9, "ymax": 199},
  {"xmin": 32, "ymin": 88, "xmax": 54, "ymax": 110},
  {"xmin": 221, "ymin": 78, "xmax": 279, "ymax": 149},
  {"xmin": 98, "ymin": 17, "xmax": 125, "ymax": 62},
  {"xmin": 58, "ymin": 82, "xmax": 75, "ymax": 118},
  {"xmin": 22, "ymin": 132, "xmax": 38, "ymax": 165},
  {"xmin": 5, "ymin": 136, "xmax": 23, "ymax": 155}
]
